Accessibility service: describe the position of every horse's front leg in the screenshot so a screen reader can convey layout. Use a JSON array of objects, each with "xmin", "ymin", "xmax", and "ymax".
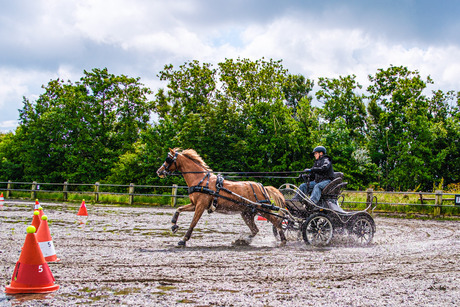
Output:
[
  {"xmin": 171, "ymin": 203, "xmax": 196, "ymax": 233},
  {"xmin": 178, "ymin": 202, "xmax": 206, "ymax": 247}
]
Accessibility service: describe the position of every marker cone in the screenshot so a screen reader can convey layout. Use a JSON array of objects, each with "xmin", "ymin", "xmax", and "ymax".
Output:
[
  {"xmin": 0, "ymin": 192, "xmax": 4, "ymax": 209},
  {"xmin": 34, "ymin": 199, "xmax": 40, "ymax": 210},
  {"xmin": 5, "ymin": 226, "xmax": 59, "ymax": 294},
  {"xmin": 36, "ymin": 215, "xmax": 60, "ymax": 262},
  {"xmin": 37, "ymin": 206, "xmax": 45, "ymax": 219},
  {"xmin": 77, "ymin": 199, "xmax": 88, "ymax": 216},
  {"xmin": 31, "ymin": 210, "xmax": 41, "ymax": 231}
]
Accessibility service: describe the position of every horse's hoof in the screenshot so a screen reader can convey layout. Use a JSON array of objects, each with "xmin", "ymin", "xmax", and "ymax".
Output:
[
  {"xmin": 232, "ymin": 238, "xmax": 251, "ymax": 246},
  {"xmin": 176, "ymin": 240, "xmax": 186, "ymax": 248},
  {"xmin": 279, "ymin": 240, "xmax": 287, "ymax": 247},
  {"xmin": 171, "ymin": 225, "xmax": 179, "ymax": 233}
]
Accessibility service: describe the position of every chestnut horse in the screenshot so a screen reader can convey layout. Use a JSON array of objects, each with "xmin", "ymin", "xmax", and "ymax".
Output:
[{"xmin": 156, "ymin": 148, "xmax": 287, "ymax": 247}]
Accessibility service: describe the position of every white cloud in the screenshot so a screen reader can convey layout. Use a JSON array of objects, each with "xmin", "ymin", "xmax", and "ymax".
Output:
[
  {"xmin": 220, "ymin": 17, "xmax": 460, "ymax": 93},
  {"xmin": 1, "ymin": 0, "xmax": 460, "ymax": 133}
]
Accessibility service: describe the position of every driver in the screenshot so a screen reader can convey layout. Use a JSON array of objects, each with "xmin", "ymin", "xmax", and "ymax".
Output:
[{"xmin": 296, "ymin": 146, "xmax": 335, "ymax": 204}]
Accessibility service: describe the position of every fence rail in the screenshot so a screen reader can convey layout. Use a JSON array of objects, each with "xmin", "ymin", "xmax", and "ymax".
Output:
[{"xmin": 1, "ymin": 181, "xmax": 459, "ymax": 212}]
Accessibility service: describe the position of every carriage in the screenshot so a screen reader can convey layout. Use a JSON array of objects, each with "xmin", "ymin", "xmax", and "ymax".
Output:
[
  {"xmin": 157, "ymin": 148, "xmax": 376, "ymax": 247},
  {"xmin": 275, "ymin": 172, "xmax": 377, "ymax": 247}
]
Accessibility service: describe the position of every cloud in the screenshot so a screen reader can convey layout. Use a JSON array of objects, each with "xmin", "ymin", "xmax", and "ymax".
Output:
[{"xmin": 1, "ymin": 0, "xmax": 460, "ymax": 133}]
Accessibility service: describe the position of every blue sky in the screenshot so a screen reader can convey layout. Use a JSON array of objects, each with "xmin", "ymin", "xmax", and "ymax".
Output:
[{"xmin": 1, "ymin": 0, "xmax": 460, "ymax": 132}]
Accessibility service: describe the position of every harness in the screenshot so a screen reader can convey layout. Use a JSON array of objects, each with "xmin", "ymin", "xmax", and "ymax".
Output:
[
  {"xmin": 188, "ymin": 173, "xmax": 275, "ymax": 214},
  {"xmin": 162, "ymin": 151, "xmax": 282, "ymax": 217}
]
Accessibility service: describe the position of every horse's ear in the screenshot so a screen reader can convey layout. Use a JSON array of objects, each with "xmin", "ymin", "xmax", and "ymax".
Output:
[{"xmin": 169, "ymin": 148, "xmax": 174, "ymax": 153}]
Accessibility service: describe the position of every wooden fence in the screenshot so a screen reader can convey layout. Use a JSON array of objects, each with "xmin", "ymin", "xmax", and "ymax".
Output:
[{"xmin": 1, "ymin": 181, "xmax": 459, "ymax": 211}]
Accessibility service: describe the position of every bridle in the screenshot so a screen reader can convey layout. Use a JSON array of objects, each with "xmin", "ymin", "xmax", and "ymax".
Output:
[
  {"xmin": 157, "ymin": 151, "xmax": 211, "ymax": 177},
  {"xmin": 157, "ymin": 152, "xmax": 179, "ymax": 177}
]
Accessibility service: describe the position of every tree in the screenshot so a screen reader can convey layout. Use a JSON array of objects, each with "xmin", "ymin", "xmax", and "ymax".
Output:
[
  {"xmin": 367, "ymin": 66, "xmax": 435, "ymax": 190},
  {"xmin": 16, "ymin": 68, "xmax": 152, "ymax": 183},
  {"xmin": 140, "ymin": 58, "xmax": 316, "ymax": 187},
  {"xmin": 316, "ymin": 75, "xmax": 367, "ymax": 142}
]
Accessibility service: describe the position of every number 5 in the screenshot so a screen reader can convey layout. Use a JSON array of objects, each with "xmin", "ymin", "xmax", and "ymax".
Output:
[{"xmin": 38, "ymin": 265, "xmax": 43, "ymax": 273}]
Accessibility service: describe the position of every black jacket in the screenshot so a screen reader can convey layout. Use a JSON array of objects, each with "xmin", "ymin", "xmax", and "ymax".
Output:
[{"xmin": 309, "ymin": 155, "xmax": 335, "ymax": 183}]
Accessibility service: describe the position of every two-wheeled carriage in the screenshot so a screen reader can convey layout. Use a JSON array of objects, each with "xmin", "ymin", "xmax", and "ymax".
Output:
[{"xmin": 275, "ymin": 172, "xmax": 377, "ymax": 247}]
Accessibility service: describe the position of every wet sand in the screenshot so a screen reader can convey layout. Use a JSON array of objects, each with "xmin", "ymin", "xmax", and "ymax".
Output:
[{"xmin": 1, "ymin": 201, "xmax": 459, "ymax": 306}]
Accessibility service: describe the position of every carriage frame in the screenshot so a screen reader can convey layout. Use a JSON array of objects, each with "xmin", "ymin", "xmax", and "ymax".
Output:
[{"xmin": 272, "ymin": 172, "xmax": 377, "ymax": 247}]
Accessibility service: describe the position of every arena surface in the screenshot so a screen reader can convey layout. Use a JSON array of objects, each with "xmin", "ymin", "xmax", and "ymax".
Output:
[{"xmin": 0, "ymin": 200, "xmax": 459, "ymax": 306}]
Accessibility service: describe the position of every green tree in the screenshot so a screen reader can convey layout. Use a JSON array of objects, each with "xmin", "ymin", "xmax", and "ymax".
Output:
[
  {"xmin": 316, "ymin": 75, "xmax": 367, "ymax": 142},
  {"xmin": 16, "ymin": 68, "xmax": 152, "ymax": 183},
  {"xmin": 315, "ymin": 75, "xmax": 375, "ymax": 189},
  {"xmin": 141, "ymin": 58, "xmax": 315, "ymax": 187},
  {"xmin": 367, "ymin": 65, "xmax": 436, "ymax": 190}
]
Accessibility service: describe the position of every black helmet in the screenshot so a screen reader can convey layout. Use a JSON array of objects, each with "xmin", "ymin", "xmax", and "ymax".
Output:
[{"xmin": 312, "ymin": 146, "xmax": 327, "ymax": 154}]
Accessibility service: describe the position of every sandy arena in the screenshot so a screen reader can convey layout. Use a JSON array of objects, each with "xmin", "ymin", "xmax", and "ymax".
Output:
[{"xmin": 0, "ymin": 200, "xmax": 459, "ymax": 306}]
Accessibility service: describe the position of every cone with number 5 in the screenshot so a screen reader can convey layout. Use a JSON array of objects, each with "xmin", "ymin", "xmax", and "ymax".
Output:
[
  {"xmin": 36, "ymin": 215, "xmax": 60, "ymax": 262},
  {"xmin": 5, "ymin": 225, "xmax": 59, "ymax": 294}
]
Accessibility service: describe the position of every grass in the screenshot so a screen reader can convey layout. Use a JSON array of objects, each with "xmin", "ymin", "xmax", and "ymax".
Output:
[
  {"xmin": 342, "ymin": 190, "xmax": 460, "ymax": 217},
  {"xmin": 3, "ymin": 189, "xmax": 459, "ymax": 218}
]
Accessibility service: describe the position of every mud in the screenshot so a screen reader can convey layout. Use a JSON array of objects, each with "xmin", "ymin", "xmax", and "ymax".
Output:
[{"xmin": 0, "ymin": 200, "xmax": 459, "ymax": 306}]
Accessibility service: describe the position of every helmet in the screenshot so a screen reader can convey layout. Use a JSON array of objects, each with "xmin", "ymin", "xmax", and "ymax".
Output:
[{"xmin": 312, "ymin": 146, "xmax": 327, "ymax": 154}]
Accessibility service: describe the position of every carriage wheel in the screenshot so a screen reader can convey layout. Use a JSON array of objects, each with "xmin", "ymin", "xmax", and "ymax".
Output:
[
  {"xmin": 349, "ymin": 214, "xmax": 375, "ymax": 245},
  {"xmin": 301, "ymin": 213, "xmax": 333, "ymax": 247},
  {"xmin": 272, "ymin": 219, "xmax": 300, "ymax": 241}
]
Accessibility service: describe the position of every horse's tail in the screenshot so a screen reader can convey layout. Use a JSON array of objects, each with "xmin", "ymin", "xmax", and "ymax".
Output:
[{"xmin": 264, "ymin": 186, "xmax": 286, "ymax": 210}]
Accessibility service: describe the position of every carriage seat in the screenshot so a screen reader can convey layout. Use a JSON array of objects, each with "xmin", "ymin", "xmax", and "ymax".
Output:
[
  {"xmin": 318, "ymin": 172, "xmax": 348, "ymax": 212},
  {"xmin": 321, "ymin": 172, "xmax": 347, "ymax": 199}
]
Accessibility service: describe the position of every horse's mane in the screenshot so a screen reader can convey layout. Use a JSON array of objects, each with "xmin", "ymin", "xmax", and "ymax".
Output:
[{"xmin": 173, "ymin": 148, "xmax": 212, "ymax": 171}]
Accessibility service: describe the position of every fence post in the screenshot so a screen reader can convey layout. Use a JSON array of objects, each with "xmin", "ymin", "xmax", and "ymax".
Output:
[
  {"xmin": 63, "ymin": 181, "xmax": 68, "ymax": 201},
  {"xmin": 129, "ymin": 183, "xmax": 135, "ymax": 205},
  {"xmin": 31, "ymin": 181, "xmax": 37, "ymax": 200},
  {"xmin": 6, "ymin": 180, "xmax": 12, "ymax": 198},
  {"xmin": 171, "ymin": 184, "xmax": 178, "ymax": 207},
  {"xmin": 434, "ymin": 190, "xmax": 443, "ymax": 216},
  {"xmin": 366, "ymin": 188, "xmax": 374, "ymax": 210},
  {"xmin": 94, "ymin": 182, "xmax": 100, "ymax": 202}
]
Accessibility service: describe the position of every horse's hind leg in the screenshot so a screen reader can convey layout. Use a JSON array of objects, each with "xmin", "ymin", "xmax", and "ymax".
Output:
[
  {"xmin": 171, "ymin": 203, "xmax": 196, "ymax": 233},
  {"xmin": 234, "ymin": 211, "xmax": 259, "ymax": 245},
  {"xmin": 267, "ymin": 214, "xmax": 287, "ymax": 246}
]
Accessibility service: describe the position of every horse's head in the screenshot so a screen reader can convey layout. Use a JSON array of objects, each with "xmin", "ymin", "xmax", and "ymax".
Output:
[{"xmin": 156, "ymin": 149, "xmax": 179, "ymax": 178}]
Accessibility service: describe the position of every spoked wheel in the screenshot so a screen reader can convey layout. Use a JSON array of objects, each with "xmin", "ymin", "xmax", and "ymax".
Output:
[
  {"xmin": 301, "ymin": 213, "xmax": 333, "ymax": 247},
  {"xmin": 349, "ymin": 214, "xmax": 375, "ymax": 245},
  {"xmin": 272, "ymin": 218, "xmax": 301, "ymax": 241}
]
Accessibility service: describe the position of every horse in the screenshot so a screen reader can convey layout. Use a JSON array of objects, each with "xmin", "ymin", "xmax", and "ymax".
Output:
[{"xmin": 156, "ymin": 148, "xmax": 287, "ymax": 247}]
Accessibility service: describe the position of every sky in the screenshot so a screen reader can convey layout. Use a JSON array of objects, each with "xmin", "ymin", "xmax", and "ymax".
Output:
[{"xmin": 1, "ymin": 0, "xmax": 460, "ymax": 132}]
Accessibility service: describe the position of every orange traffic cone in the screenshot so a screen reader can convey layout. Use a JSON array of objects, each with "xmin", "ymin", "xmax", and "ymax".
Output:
[
  {"xmin": 77, "ymin": 199, "xmax": 88, "ymax": 216},
  {"xmin": 37, "ymin": 206, "xmax": 45, "ymax": 219},
  {"xmin": 36, "ymin": 215, "xmax": 60, "ymax": 262},
  {"xmin": 0, "ymin": 192, "xmax": 4, "ymax": 209},
  {"xmin": 31, "ymin": 210, "xmax": 41, "ymax": 231},
  {"xmin": 34, "ymin": 199, "xmax": 40, "ymax": 210},
  {"xmin": 5, "ymin": 226, "xmax": 59, "ymax": 294}
]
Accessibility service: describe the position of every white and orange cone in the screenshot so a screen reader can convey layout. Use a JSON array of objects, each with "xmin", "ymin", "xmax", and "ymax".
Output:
[
  {"xmin": 31, "ymin": 210, "xmax": 41, "ymax": 231},
  {"xmin": 0, "ymin": 192, "xmax": 4, "ymax": 209},
  {"xmin": 36, "ymin": 215, "xmax": 60, "ymax": 262},
  {"xmin": 5, "ymin": 225, "xmax": 59, "ymax": 294},
  {"xmin": 34, "ymin": 199, "xmax": 40, "ymax": 211},
  {"xmin": 37, "ymin": 206, "xmax": 45, "ymax": 220}
]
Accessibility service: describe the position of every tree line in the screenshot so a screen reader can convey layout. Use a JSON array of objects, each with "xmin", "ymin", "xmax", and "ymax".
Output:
[{"xmin": 0, "ymin": 59, "xmax": 459, "ymax": 191}]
